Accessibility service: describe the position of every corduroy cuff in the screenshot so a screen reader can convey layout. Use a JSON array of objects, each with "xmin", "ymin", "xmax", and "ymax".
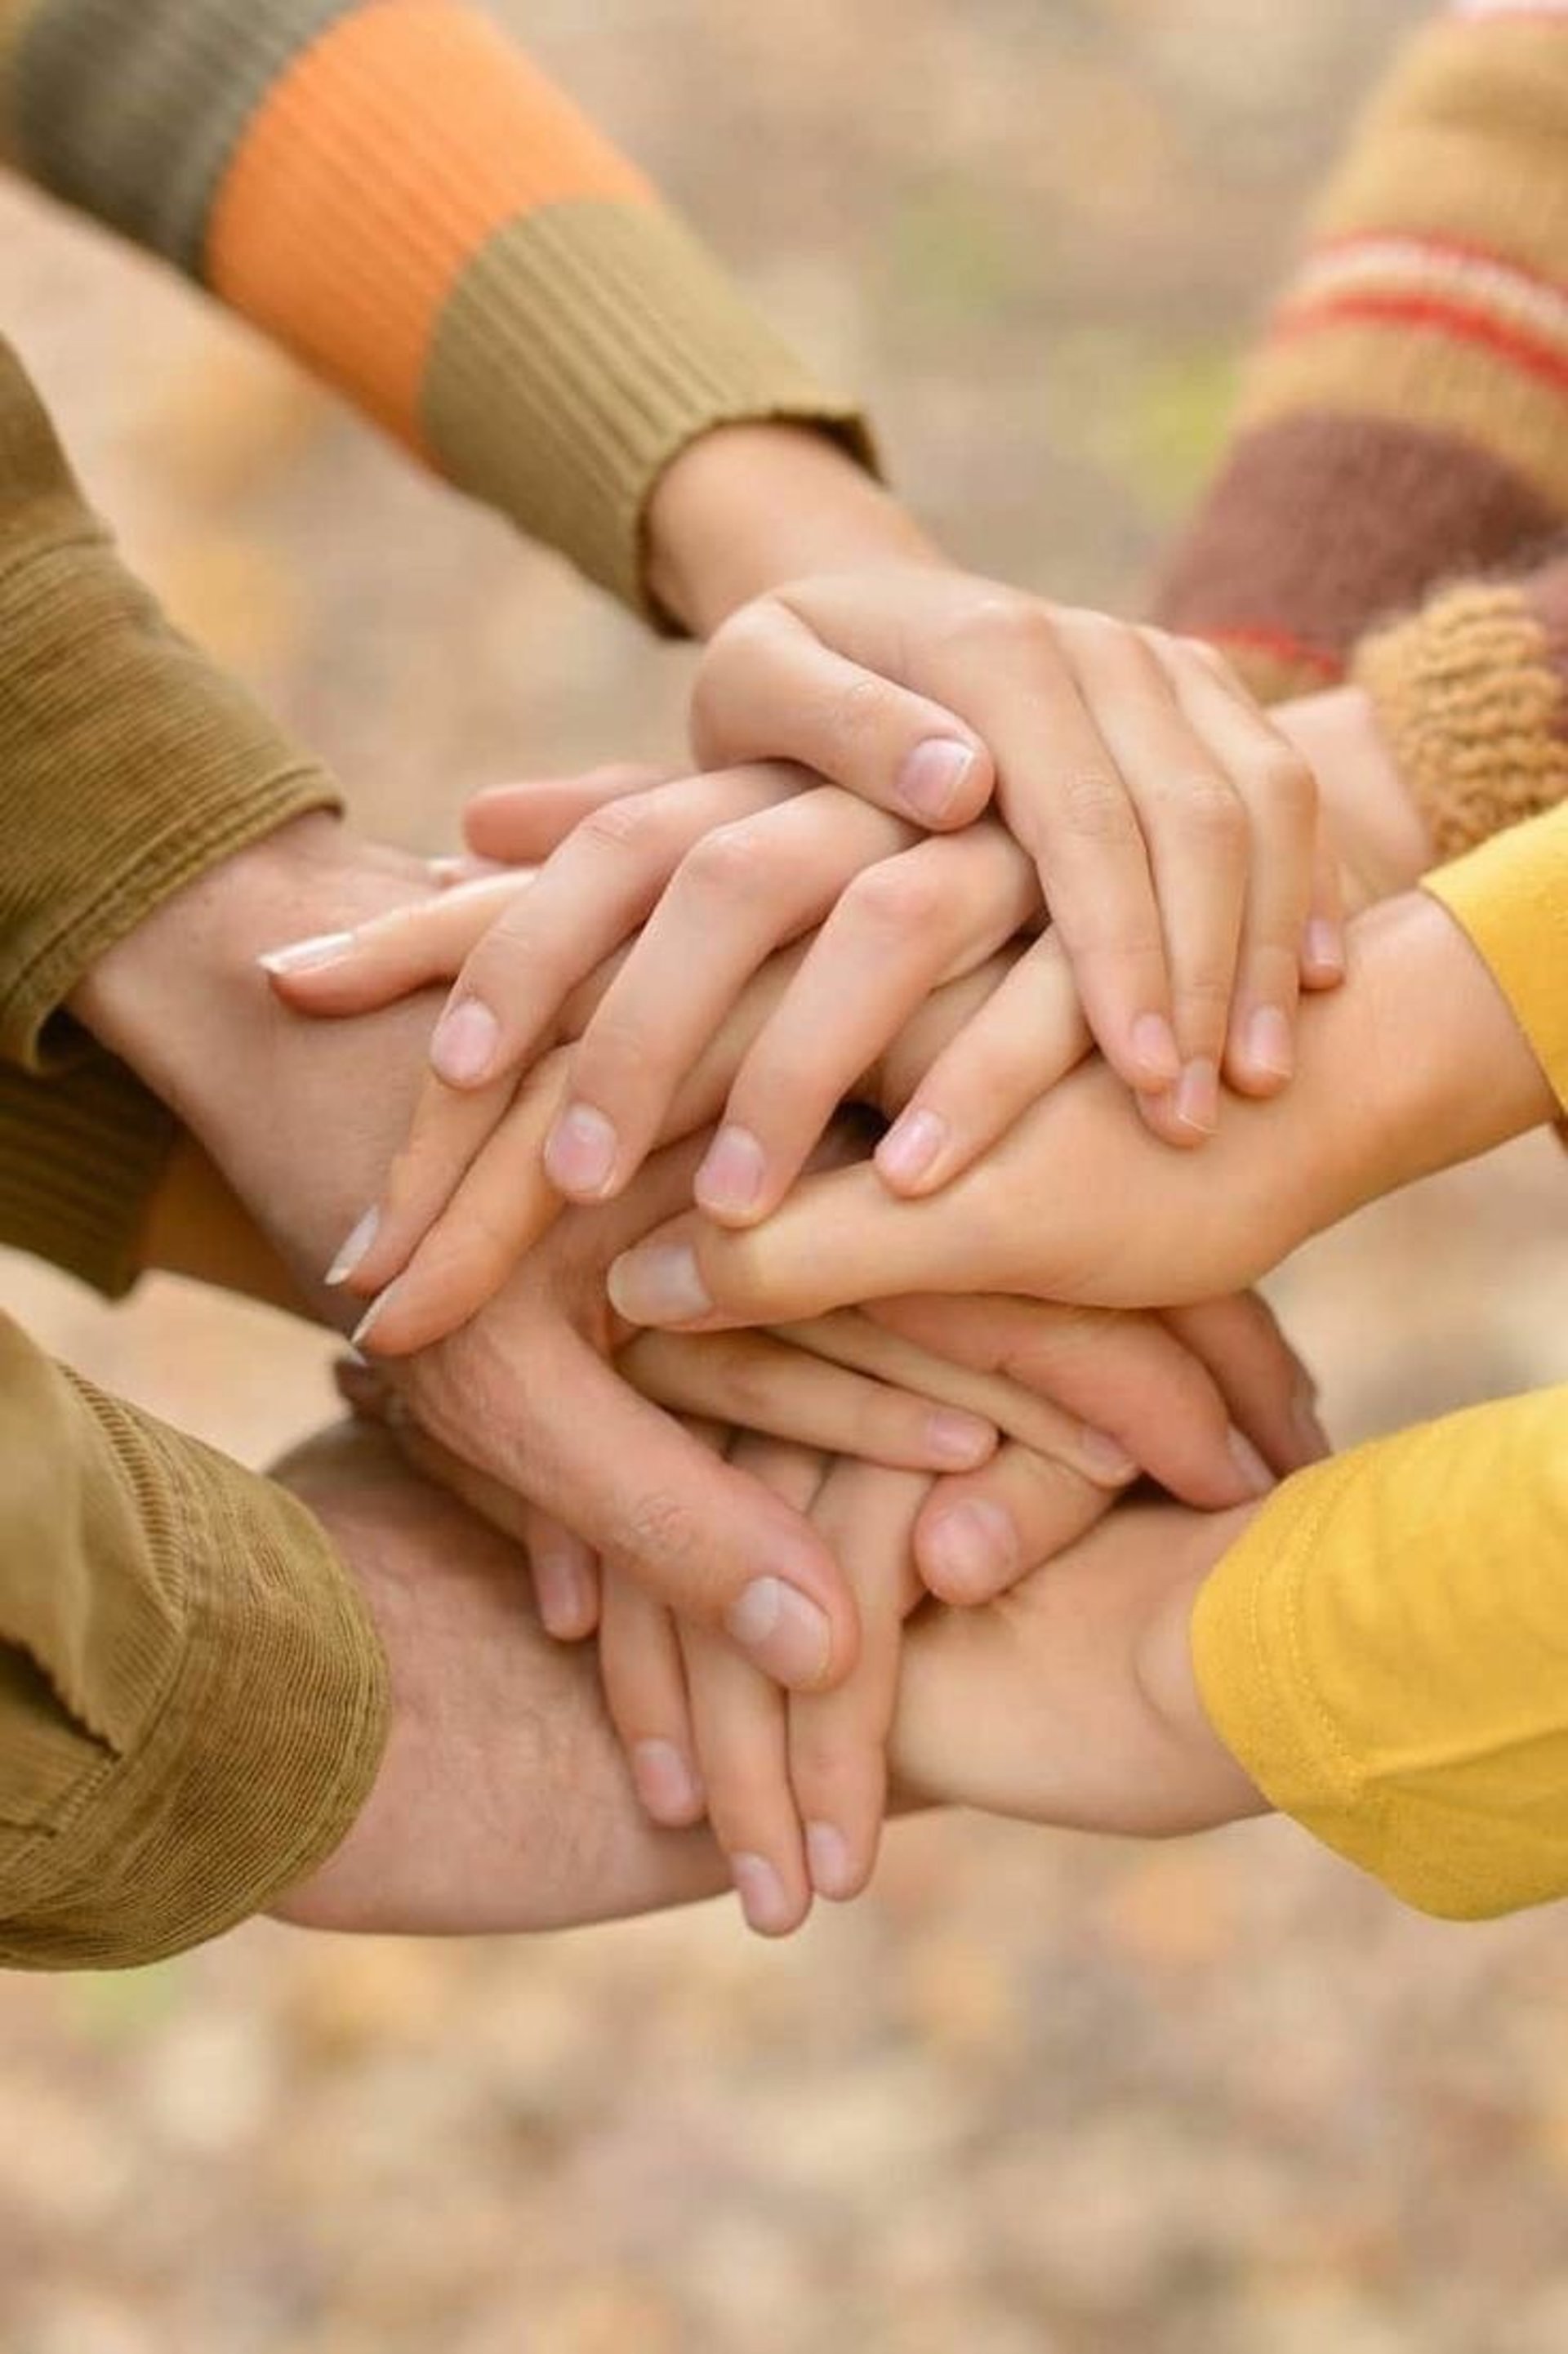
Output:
[{"xmin": 0, "ymin": 1054, "xmax": 176, "ymax": 1298}]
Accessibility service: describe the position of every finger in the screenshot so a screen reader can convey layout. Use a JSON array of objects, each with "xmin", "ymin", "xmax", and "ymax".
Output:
[
  {"xmin": 693, "ymin": 596, "xmax": 994, "ymax": 829},
  {"xmin": 607, "ymin": 1161, "xmax": 1010, "ymax": 1335},
  {"xmin": 696, "ymin": 822, "xmax": 1037, "ymax": 1224},
  {"xmin": 543, "ymin": 787, "xmax": 913, "ymax": 1205},
  {"xmin": 461, "ymin": 764, "xmax": 679, "ymax": 862},
  {"xmin": 524, "ymin": 1508, "xmax": 602, "ymax": 1640},
  {"xmin": 679, "ymin": 1616, "xmax": 813, "ymax": 1937},
  {"xmin": 1163, "ymin": 1293, "xmax": 1330, "ymax": 1474},
  {"xmin": 331, "ymin": 1050, "xmax": 572, "ymax": 1320},
  {"xmin": 1152, "ymin": 636, "xmax": 1320, "ymax": 1100},
  {"xmin": 786, "ymin": 1460, "xmax": 926, "ymax": 1900},
  {"xmin": 1059, "ymin": 613, "xmax": 1247, "ymax": 1139},
  {"xmin": 408, "ymin": 1323, "xmax": 862, "ymax": 1693},
  {"xmin": 856, "ymin": 1293, "xmax": 1276, "ymax": 1509},
  {"xmin": 1301, "ymin": 823, "xmax": 1348, "ymax": 991},
  {"xmin": 619, "ymin": 1328, "xmax": 998, "ymax": 1472},
  {"xmin": 430, "ymin": 765, "xmax": 800, "ymax": 1092},
  {"xmin": 599, "ymin": 1565, "xmax": 706, "ymax": 1829},
  {"xmin": 915, "ymin": 1438, "xmax": 1118, "ymax": 1603},
  {"xmin": 260, "ymin": 873, "xmax": 537, "ymax": 1013},
  {"xmin": 874, "ymin": 929, "xmax": 1091, "ymax": 1196},
  {"xmin": 777, "ymin": 1309, "xmax": 1140, "ymax": 1487}
]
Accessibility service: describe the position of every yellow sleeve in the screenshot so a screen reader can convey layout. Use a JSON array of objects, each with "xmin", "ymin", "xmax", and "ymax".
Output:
[
  {"xmin": 1423, "ymin": 799, "xmax": 1568, "ymax": 1111},
  {"xmin": 1192, "ymin": 1386, "xmax": 1568, "ymax": 1920}
]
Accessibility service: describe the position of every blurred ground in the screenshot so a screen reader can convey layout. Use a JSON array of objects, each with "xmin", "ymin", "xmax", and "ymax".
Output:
[{"xmin": 6, "ymin": 2, "xmax": 1568, "ymax": 2349}]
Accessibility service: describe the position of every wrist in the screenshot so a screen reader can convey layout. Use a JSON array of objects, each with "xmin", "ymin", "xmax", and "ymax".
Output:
[
  {"xmin": 71, "ymin": 813, "xmax": 439, "ymax": 1309},
  {"xmin": 1133, "ymin": 1503, "xmax": 1267, "ymax": 1821},
  {"xmin": 1330, "ymin": 889, "xmax": 1556, "ymax": 1210},
  {"xmin": 645, "ymin": 421, "xmax": 938, "ymax": 635},
  {"xmin": 1273, "ymin": 685, "xmax": 1432, "ymax": 909}
]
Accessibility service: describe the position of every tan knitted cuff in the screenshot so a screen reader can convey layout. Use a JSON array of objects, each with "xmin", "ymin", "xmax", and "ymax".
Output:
[{"xmin": 1353, "ymin": 582, "xmax": 1568, "ymax": 862}]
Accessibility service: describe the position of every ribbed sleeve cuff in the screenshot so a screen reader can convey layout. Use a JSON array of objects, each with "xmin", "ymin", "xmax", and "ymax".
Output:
[
  {"xmin": 0, "ymin": 1052, "xmax": 176, "ymax": 1296},
  {"xmin": 422, "ymin": 202, "xmax": 875, "ymax": 626},
  {"xmin": 1352, "ymin": 580, "xmax": 1568, "ymax": 861},
  {"xmin": 0, "ymin": 1349, "xmax": 389, "ymax": 1969}
]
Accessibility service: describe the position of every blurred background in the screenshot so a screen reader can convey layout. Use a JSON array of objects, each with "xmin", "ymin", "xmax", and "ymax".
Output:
[{"xmin": 6, "ymin": 1, "xmax": 1568, "ymax": 2347}]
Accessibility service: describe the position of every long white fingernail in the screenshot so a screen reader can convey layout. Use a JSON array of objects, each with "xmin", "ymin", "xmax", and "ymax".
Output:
[
  {"xmin": 350, "ymin": 1283, "xmax": 400, "ymax": 1352},
  {"xmin": 258, "ymin": 930, "xmax": 355, "ymax": 976},
  {"xmin": 326, "ymin": 1208, "xmax": 379, "ymax": 1287}
]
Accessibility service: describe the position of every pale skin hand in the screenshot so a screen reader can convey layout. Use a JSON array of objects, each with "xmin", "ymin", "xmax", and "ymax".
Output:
[
  {"xmin": 264, "ymin": 673, "xmax": 1419, "ymax": 1309},
  {"xmin": 604, "ymin": 888, "xmax": 1560, "ymax": 1332},
  {"xmin": 271, "ymin": 1426, "xmax": 1263, "ymax": 1938}
]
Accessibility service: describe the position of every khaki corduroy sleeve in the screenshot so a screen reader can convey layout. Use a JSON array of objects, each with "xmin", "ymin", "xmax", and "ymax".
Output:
[
  {"xmin": 0, "ymin": 329, "xmax": 341, "ymax": 1292},
  {"xmin": 0, "ymin": 0, "xmax": 873, "ymax": 623},
  {"xmin": 0, "ymin": 1313, "xmax": 388, "ymax": 1968}
]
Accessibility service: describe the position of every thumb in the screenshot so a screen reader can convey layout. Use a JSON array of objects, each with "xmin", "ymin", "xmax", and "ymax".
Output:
[{"xmin": 607, "ymin": 1161, "xmax": 996, "ymax": 1331}]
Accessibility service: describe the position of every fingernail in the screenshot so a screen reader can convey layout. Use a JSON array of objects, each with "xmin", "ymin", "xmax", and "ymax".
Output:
[
  {"xmin": 696, "ymin": 1124, "xmax": 766, "ymax": 1216},
  {"xmin": 921, "ymin": 1499, "xmax": 1017, "ymax": 1602},
  {"xmin": 608, "ymin": 1242, "xmax": 713, "ymax": 1326},
  {"xmin": 630, "ymin": 1738, "xmax": 702, "ymax": 1824},
  {"xmin": 257, "ymin": 930, "xmax": 355, "ymax": 976},
  {"xmin": 533, "ymin": 1549, "xmax": 594, "ymax": 1638},
  {"xmin": 1078, "ymin": 1424, "xmax": 1140, "ymax": 1485},
  {"xmin": 350, "ymin": 1282, "xmax": 401, "ymax": 1353},
  {"xmin": 1293, "ymin": 1385, "xmax": 1332, "ymax": 1461},
  {"xmin": 430, "ymin": 996, "xmax": 501, "ymax": 1087},
  {"xmin": 875, "ymin": 1108, "xmax": 947, "ymax": 1189},
  {"xmin": 326, "ymin": 1207, "xmax": 379, "ymax": 1288},
  {"xmin": 1131, "ymin": 1012, "xmax": 1182, "ymax": 1088},
  {"xmin": 806, "ymin": 1821, "xmax": 854, "ymax": 1900},
  {"xmin": 1174, "ymin": 1057, "xmax": 1219, "ymax": 1136},
  {"xmin": 726, "ymin": 1576, "xmax": 832, "ymax": 1687},
  {"xmin": 544, "ymin": 1102, "xmax": 618, "ymax": 1197},
  {"xmin": 897, "ymin": 738, "xmax": 978, "ymax": 824},
  {"xmin": 731, "ymin": 1852, "xmax": 795, "ymax": 1936},
  {"xmin": 1228, "ymin": 1426, "xmax": 1275, "ymax": 1498},
  {"xmin": 924, "ymin": 1408, "xmax": 996, "ymax": 1468},
  {"xmin": 1304, "ymin": 916, "xmax": 1345, "ymax": 981},
  {"xmin": 1244, "ymin": 1005, "xmax": 1294, "ymax": 1081}
]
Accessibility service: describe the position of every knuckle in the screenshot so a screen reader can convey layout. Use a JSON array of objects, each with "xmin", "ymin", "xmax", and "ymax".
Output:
[
  {"xmin": 1160, "ymin": 774, "xmax": 1245, "ymax": 848},
  {"xmin": 1254, "ymin": 747, "xmax": 1317, "ymax": 824},
  {"xmin": 840, "ymin": 854, "xmax": 945, "ymax": 937},
  {"xmin": 679, "ymin": 818, "xmax": 774, "ymax": 903},
  {"xmin": 573, "ymin": 793, "xmax": 662, "ymax": 862},
  {"xmin": 620, "ymin": 1487, "xmax": 709, "ymax": 1585},
  {"xmin": 826, "ymin": 668, "xmax": 900, "ymax": 751},
  {"xmin": 1057, "ymin": 768, "xmax": 1137, "ymax": 844}
]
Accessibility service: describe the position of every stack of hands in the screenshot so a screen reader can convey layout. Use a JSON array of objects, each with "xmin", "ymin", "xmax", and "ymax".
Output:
[{"xmin": 88, "ymin": 556, "xmax": 1540, "ymax": 1940}]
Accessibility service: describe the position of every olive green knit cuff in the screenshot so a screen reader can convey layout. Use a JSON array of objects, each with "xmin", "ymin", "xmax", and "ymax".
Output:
[
  {"xmin": 0, "ymin": 1053, "xmax": 176, "ymax": 1298},
  {"xmin": 1352, "ymin": 579, "xmax": 1568, "ymax": 863},
  {"xmin": 423, "ymin": 200, "xmax": 876, "ymax": 629}
]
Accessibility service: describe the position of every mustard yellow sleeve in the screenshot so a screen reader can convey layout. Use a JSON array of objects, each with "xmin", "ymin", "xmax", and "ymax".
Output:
[
  {"xmin": 1193, "ymin": 1385, "xmax": 1568, "ymax": 1921},
  {"xmin": 1421, "ymin": 798, "xmax": 1568, "ymax": 1111},
  {"xmin": 0, "ymin": 1314, "xmax": 389, "ymax": 1967}
]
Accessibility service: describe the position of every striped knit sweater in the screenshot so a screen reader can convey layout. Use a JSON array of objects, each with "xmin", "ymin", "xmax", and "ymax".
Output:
[
  {"xmin": 0, "ymin": 0, "xmax": 865, "ymax": 617},
  {"xmin": 1155, "ymin": 0, "xmax": 1568, "ymax": 859}
]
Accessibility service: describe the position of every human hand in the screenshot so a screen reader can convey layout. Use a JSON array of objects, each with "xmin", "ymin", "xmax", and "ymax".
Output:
[
  {"xmin": 688, "ymin": 570, "xmax": 1345, "ymax": 1125},
  {"xmin": 267, "ymin": 1420, "xmax": 728, "ymax": 1935},
  {"xmin": 605, "ymin": 889, "xmax": 1560, "ymax": 1331},
  {"xmin": 891, "ymin": 1493, "xmax": 1267, "ymax": 1839}
]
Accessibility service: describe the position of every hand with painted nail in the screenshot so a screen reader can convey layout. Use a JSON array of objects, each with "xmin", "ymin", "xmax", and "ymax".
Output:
[
  {"xmin": 688, "ymin": 572, "xmax": 1345, "ymax": 1143},
  {"xmin": 607, "ymin": 891, "xmax": 1540, "ymax": 1336}
]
